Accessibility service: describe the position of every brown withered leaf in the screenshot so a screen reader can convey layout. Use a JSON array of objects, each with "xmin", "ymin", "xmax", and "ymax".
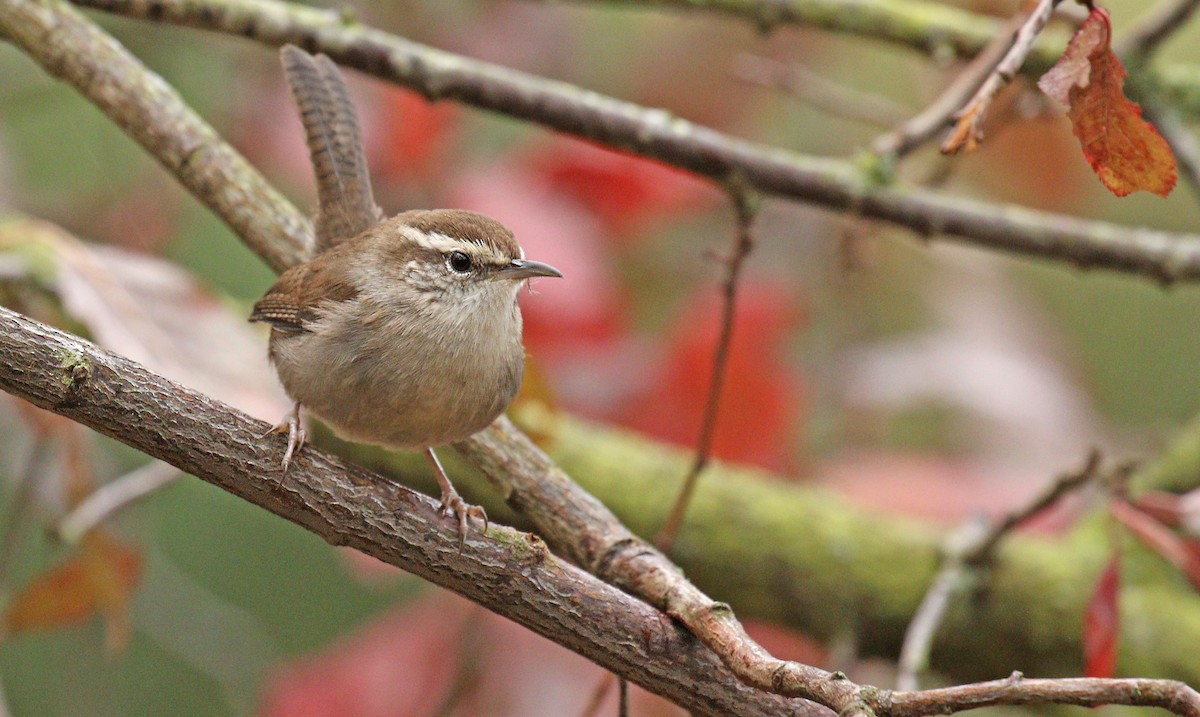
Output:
[{"xmin": 1038, "ymin": 8, "xmax": 1177, "ymax": 197}]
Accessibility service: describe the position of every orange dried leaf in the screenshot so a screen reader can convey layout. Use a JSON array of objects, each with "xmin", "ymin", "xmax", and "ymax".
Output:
[
  {"xmin": 1038, "ymin": 8, "xmax": 1177, "ymax": 197},
  {"xmin": 3, "ymin": 531, "xmax": 142, "ymax": 645}
]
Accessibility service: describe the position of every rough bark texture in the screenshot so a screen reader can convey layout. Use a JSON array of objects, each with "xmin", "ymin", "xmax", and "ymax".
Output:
[{"xmin": 0, "ymin": 305, "xmax": 821, "ymax": 717}]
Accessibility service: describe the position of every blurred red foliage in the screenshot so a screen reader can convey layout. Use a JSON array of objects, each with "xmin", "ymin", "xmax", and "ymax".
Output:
[
  {"xmin": 1082, "ymin": 554, "xmax": 1120, "ymax": 678},
  {"xmin": 523, "ymin": 138, "xmax": 716, "ymax": 238},
  {"xmin": 620, "ymin": 283, "xmax": 806, "ymax": 471},
  {"xmin": 260, "ymin": 591, "xmax": 688, "ymax": 717},
  {"xmin": 367, "ymin": 87, "xmax": 460, "ymax": 184}
]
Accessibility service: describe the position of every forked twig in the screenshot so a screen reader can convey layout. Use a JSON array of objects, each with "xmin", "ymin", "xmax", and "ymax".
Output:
[
  {"xmin": 897, "ymin": 450, "xmax": 1103, "ymax": 690},
  {"xmin": 942, "ymin": 0, "xmax": 1060, "ymax": 154},
  {"xmin": 873, "ymin": 12, "xmax": 1025, "ymax": 157}
]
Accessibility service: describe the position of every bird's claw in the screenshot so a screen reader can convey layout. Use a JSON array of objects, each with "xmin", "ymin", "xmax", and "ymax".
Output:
[
  {"xmin": 264, "ymin": 404, "xmax": 306, "ymax": 477},
  {"xmin": 438, "ymin": 492, "xmax": 488, "ymax": 548}
]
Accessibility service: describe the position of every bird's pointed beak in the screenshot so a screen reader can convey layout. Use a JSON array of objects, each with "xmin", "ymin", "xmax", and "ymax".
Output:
[{"xmin": 499, "ymin": 258, "xmax": 563, "ymax": 280}]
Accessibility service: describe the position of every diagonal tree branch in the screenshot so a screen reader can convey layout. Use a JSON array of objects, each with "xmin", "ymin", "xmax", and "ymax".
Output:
[
  {"xmin": 0, "ymin": 305, "xmax": 811, "ymax": 717},
  {"xmin": 62, "ymin": 0, "xmax": 1200, "ymax": 285}
]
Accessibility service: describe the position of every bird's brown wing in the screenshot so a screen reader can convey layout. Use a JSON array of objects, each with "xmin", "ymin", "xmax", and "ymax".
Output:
[{"xmin": 249, "ymin": 251, "xmax": 360, "ymax": 334}]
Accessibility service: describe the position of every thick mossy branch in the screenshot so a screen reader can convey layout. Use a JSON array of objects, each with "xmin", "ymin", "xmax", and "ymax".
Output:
[{"xmin": 462, "ymin": 405, "xmax": 1200, "ymax": 685}]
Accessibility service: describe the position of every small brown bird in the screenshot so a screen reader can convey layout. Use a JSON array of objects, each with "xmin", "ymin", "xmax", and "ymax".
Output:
[{"xmin": 251, "ymin": 46, "xmax": 561, "ymax": 539}]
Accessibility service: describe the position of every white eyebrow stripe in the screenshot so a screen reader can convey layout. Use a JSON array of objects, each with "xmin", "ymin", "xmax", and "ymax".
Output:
[{"xmin": 407, "ymin": 230, "xmax": 470, "ymax": 254}]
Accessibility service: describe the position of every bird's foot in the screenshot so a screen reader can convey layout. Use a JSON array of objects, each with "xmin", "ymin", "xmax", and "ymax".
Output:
[
  {"xmin": 263, "ymin": 402, "xmax": 306, "ymax": 476},
  {"xmin": 437, "ymin": 487, "xmax": 489, "ymax": 548},
  {"xmin": 425, "ymin": 447, "xmax": 487, "ymax": 547}
]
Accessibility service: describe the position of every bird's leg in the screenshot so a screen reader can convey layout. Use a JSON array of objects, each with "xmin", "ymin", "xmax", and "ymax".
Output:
[
  {"xmin": 263, "ymin": 402, "xmax": 307, "ymax": 476},
  {"xmin": 424, "ymin": 447, "xmax": 487, "ymax": 546}
]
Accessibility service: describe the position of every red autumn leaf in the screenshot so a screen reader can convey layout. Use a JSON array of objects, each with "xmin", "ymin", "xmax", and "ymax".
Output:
[
  {"xmin": 1037, "ymin": 7, "xmax": 1177, "ymax": 197},
  {"xmin": 620, "ymin": 283, "xmax": 806, "ymax": 471},
  {"xmin": 3, "ymin": 531, "xmax": 142, "ymax": 650},
  {"xmin": 1113, "ymin": 499, "xmax": 1200, "ymax": 591},
  {"xmin": 1082, "ymin": 552, "xmax": 1120, "ymax": 678}
]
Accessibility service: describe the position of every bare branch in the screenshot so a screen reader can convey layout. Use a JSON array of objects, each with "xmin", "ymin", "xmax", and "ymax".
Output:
[
  {"xmin": 0, "ymin": 305, "xmax": 814, "ymax": 717},
  {"xmin": 942, "ymin": 0, "xmax": 1058, "ymax": 154},
  {"xmin": 656, "ymin": 192, "xmax": 757, "ymax": 552},
  {"xmin": 60, "ymin": 0, "xmax": 1200, "ymax": 284},
  {"xmin": 885, "ymin": 673, "xmax": 1200, "ymax": 717},
  {"xmin": 872, "ymin": 12, "xmax": 1025, "ymax": 157},
  {"xmin": 56, "ymin": 461, "xmax": 181, "ymax": 544}
]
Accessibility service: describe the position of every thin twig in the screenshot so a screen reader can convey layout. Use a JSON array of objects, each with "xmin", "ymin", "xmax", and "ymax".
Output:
[
  {"xmin": 895, "ymin": 518, "xmax": 989, "ymax": 692},
  {"xmin": 872, "ymin": 12, "xmax": 1025, "ymax": 157},
  {"xmin": 55, "ymin": 460, "xmax": 181, "ymax": 544},
  {"xmin": 1119, "ymin": 0, "xmax": 1200, "ymax": 61},
  {"xmin": 578, "ymin": 674, "xmax": 615, "ymax": 717},
  {"xmin": 63, "ymin": 0, "xmax": 1200, "ymax": 285},
  {"xmin": 655, "ymin": 191, "xmax": 757, "ymax": 552},
  {"xmin": 895, "ymin": 450, "xmax": 1103, "ymax": 690},
  {"xmin": 733, "ymin": 54, "xmax": 910, "ymax": 127},
  {"xmin": 967, "ymin": 448, "xmax": 1103, "ymax": 565},
  {"xmin": 618, "ymin": 678, "xmax": 629, "ymax": 717},
  {"xmin": 942, "ymin": 0, "xmax": 1060, "ymax": 154}
]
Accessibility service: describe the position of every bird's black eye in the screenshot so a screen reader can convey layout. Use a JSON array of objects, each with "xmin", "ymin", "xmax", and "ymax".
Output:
[{"xmin": 447, "ymin": 251, "xmax": 473, "ymax": 274}]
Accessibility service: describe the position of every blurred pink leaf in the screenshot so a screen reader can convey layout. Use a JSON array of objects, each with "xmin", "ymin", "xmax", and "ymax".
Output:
[{"xmin": 261, "ymin": 593, "xmax": 472, "ymax": 717}]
